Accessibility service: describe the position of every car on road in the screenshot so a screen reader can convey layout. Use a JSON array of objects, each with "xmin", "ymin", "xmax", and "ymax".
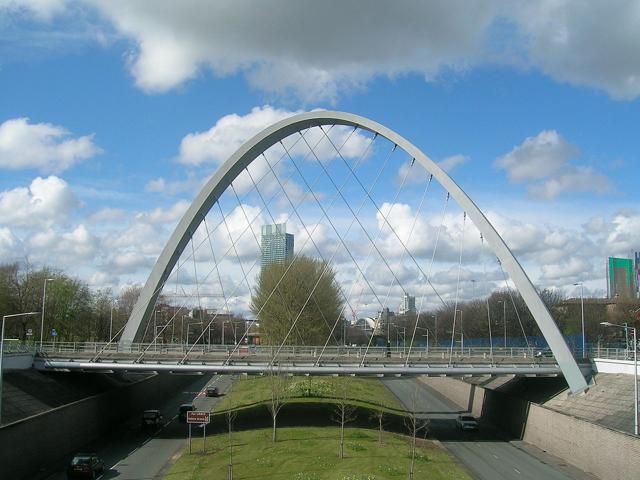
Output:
[
  {"xmin": 141, "ymin": 409, "xmax": 164, "ymax": 428},
  {"xmin": 456, "ymin": 414, "xmax": 479, "ymax": 431},
  {"xmin": 205, "ymin": 386, "xmax": 219, "ymax": 397},
  {"xmin": 66, "ymin": 453, "xmax": 105, "ymax": 479},
  {"xmin": 178, "ymin": 403, "xmax": 195, "ymax": 422}
]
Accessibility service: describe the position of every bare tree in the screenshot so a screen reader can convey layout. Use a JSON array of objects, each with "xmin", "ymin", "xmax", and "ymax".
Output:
[
  {"xmin": 226, "ymin": 408, "xmax": 238, "ymax": 480},
  {"xmin": 331, "ymin": 376, "xmax": 357, "ymax": 459},
  {"xmin": 370, "ymin": 408, "xmax": 386, "ymax": 445},
  {"xmin": 404, "ymin": 386, "xmax": 429, "ymax": 480},
  {"xmin": 266, "ymin": 364, "xmax": 290, "ymax": 442}
]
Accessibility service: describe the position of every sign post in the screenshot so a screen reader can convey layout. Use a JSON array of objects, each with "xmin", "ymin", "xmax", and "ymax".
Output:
[{"xmin": 187, "ymin": 411, "xmax": 211, "ymax": 454}]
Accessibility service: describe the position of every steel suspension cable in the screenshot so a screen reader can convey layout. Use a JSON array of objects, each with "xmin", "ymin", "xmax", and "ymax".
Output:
[
  {"xmin": 481, "ymin": 234, "xmax": 495, "ymax": 361},
  {"xmin": 498, "ymin": 259, "xmax": 531, "ymax": 349},
  {"xmin": 318, "ymin": 126, "xmax": 448, "ymax": 308},
  {"xmin": 405, "ymin": 190, "xmax": 452, "ymax": 366}
]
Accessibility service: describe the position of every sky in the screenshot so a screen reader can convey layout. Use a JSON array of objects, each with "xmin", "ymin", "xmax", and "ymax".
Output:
[{"xmin": 0, "ymin": 1, "xmax": 639, "ymax": 317}]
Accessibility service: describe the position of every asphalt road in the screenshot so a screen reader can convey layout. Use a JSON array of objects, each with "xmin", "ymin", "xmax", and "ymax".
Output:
[
  {"xmin": 382, "ymin": 378, "xmax": 596, "ymax": 480},
  {"xmin": 45, "ymin": 373, "xmax": 234, "ymax": 480}
]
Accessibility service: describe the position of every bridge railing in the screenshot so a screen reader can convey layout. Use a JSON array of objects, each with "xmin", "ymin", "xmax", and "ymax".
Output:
[{"xmin": 31, "ymin": 341, "xmax": 562, "ymax": 361}]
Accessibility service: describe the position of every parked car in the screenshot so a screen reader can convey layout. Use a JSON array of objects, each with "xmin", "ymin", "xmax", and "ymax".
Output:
[
  {"xmin": 66, "ymin": 453, "xmax": 104, "ymax": 479},
  {"xmin": 205, "ymin": 386, "xmax": 219, "ymax": 397},
  {"xmin": 456, "ymin": 414, "xmax": 479, "ymax": 431},
  {"xmin": 141, "ymin": 409, "xmax": 164, "ymax": 428},
  {"xmin": 178, "ymin": 403, "xmax": 195, "ymax": 422}
]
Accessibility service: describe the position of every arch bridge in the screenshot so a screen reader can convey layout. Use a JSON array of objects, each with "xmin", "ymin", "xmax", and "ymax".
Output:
[{"xmin": 35, "ymin": 111, "xmax": 589, "ymax": 394}]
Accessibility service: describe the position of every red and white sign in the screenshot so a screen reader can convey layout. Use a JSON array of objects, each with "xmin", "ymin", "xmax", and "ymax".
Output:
[{"xmin": 186, "ymin": 411, "xmax": 210, "ymax": 424}]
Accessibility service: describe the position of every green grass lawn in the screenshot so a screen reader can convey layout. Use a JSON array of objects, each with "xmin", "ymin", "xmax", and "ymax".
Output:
[
  {"xmin": 214, "ymin": 376, "xmax": 404, "ymax": 413},
  {"xmin": 164, "ymin": 427, "xmax": 472, "ymax": 480}
]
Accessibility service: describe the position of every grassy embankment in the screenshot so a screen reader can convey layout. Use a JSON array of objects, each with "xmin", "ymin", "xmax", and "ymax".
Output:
[
  {"xmin": 164, "ymin": 426, "xmax": 473, "ymax": 480},
  {"xmin": 214, "ymin": 375, "xmax": 404, "ymax": 413}
]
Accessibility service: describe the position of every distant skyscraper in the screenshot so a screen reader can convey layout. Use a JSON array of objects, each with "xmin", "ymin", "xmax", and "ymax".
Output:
[
  {"xmin": 400, "ymin": 293, "xmax": 416, "ymax": 315},
  {"xmin": 608, "ymin": 256, "xmax": 636, "ymax": 299},
  {"xmin": 261, "ymin": 223, "xmax": 294, "ymax": 269}
]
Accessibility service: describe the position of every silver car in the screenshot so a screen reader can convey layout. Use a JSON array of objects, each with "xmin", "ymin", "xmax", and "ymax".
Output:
[{"xmin": 456, "ymin": 414, "xmax": 479, "ymax": 431}]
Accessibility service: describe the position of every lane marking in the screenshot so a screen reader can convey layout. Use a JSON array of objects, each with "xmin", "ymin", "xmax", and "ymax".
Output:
[{"xmin": 513, "ymin": 468, "xmax": 521, "ymax": 474}]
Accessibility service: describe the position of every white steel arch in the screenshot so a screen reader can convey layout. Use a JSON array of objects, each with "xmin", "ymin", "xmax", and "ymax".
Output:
[{"xmin": 120, "ymin": 111, "xmax": 588, "ymax": 394}]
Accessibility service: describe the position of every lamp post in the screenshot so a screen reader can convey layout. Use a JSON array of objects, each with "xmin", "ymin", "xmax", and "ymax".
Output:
[
  {"xmin": 601, "ymin": 321, "xmax": 637, "ymax": 435},
  {"xmin": 2, "ymin": 312, "xmax": 39, "ymax": 424},
  {"xmin": 432, "ymin": 314, "xmax": 438, "ymax": 346},
  {"xmin": 40, "ymin": 278, "xmax": 54, "ymax": 349},
  {"xmin": 109, "ymin": 300, "xmax": 115, "ymax": 342},
  {"xmin": 498, "ymin": 300, "xmax": 507, "ymax": 349},
  {"xmin": 456, "ymin": 309, "xmax": 464, "ymax": 353},
  {"xmin": 574, "ymin": 282, "xmax": 586, "ymax": 358}
]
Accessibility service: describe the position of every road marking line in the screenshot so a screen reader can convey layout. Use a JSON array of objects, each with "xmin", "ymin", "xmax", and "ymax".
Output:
[
  {"xmin": 492, "ymin": 454, "xmax": 499, "ymax": 459},
  {"xmin": 514, "ymin": 468, "xmax": 521, "ymax": 474}
]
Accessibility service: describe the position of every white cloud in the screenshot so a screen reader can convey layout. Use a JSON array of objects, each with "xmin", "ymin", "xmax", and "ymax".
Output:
[
  {"xmin": 509, "ymin": 1, "xmax": 640, "ymax": 100},
  {"xmin": 494, "ymin": 130, "xmax": 577, "ymax": 182},
  {"xmin": 135, "ymin": 200, "xmax": 190, "ymax": 225},
  {"xmin": 88, "ymin": 207, "xmax": 126, "ymax": 224},
  {"xmin": 494, "ymin": 130, "xmax": 612, "ymax": 199},
  {"xmin": 81, "ymin": 1, "xmax": 640, "ymax": 101},
  {"xmin": 0, "ymin": 176, "xmax": 80, "ymax": 227},
  {"xmin": 179, "ymin": 106, "xmax": 299, "ymax": 166},
  {"xmin": 0, "ymin": 118, "xmax": 102, "ymax": 173},
  {"xmin": 28, "ymin": 224, "xmax": 99, "ymax": 261},
  {"xmin": 396, "ymin": 154, "xmax": 469, "ymax": 186},
  {"xmin": 528, "ymin": 166, "xmax": 612, "ymax": 200},
  {"xmin": 438, "ymin": 154, "xmax": 469, "ymax": 172},
  {"xmin": 0, "ymin": 0, "xmax": 68, "ymax": 21},
  {"xmin": 605, "ymin": 210, "xmax": 640, "ymax": 254},
  {"xmin": 0, "ymin": 227, "xmax": 23, "ymax": 262}
]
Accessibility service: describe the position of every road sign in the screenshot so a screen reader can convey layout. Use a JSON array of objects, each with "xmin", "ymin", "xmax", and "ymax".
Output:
[
  {"xmin": 186, "ymin": 411, "xmax": 210, "ymax": 424},
  {"xmin": 26, "ymin": 329, "xmax": 33, "ymax": 337},
  {"xmin": 51, "ymin": 329, "xmax": 57, "ymax": 337}
]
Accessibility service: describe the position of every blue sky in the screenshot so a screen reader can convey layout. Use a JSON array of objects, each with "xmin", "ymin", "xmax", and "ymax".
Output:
[{"xmin": 0, "ymin": 1, "xmax": 639, "ymax": 313}]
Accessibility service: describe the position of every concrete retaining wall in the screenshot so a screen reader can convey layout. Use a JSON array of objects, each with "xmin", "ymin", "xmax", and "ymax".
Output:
[
  {"xmin": 1, "ymin": 352, "xmax": 34, "ymax": 370},
  {"xmin": 419, "ymin": 376, "xmax": 640, "ymax": 480},
  {"xmin": 0, "ymin": 372, "xmax": 196, "ymax": 480}
]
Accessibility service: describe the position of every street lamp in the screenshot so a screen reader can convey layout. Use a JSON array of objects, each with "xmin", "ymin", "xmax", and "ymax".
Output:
[
  {"xmin": 574, "ymin": 282, "xmax": 586, "ymax": 358},
  {"xmin": 498, "ymin": 300, "xmax": 507, "ymax": 348},
  {"xmin": 601, "ymin": 321, "xmax": 638, "ymax": 436},
  {"xmin": 432, "ymin": 314, "xmax": 438, "ymax": 346},
  {"xmin": 40, "ymin": 278, "xmax": 54, "ymax": 349},
  {"xmin": 1, "ymin": 312, "xmax": 39, "ymax": 424},
  {"xmin": 456, "ymin": 309, "xmax": 464, "ymax": 353}
]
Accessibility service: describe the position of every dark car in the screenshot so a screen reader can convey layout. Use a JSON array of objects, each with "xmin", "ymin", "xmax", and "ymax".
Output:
[
  {"xmin": 205, "ymin": 386, "xmax": 219, "ymax": 397},
  {"xmin": 178, "ymin": 403, "xmax": 195, "ymax": 422},
  {"xmin": 456, "ymin": 414, "xmax": 479, "ymax": 431},
  {"xmin": 141, "ymin": 409, "xmax": 164, "ymax": 428},
  {"xmin": 67, "ymin": 453, "xmax": 104, "ymax": 479}
]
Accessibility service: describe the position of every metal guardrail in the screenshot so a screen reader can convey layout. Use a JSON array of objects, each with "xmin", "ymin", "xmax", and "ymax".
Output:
[{"xmin": 33, "ymin": 341, "xmax": 554, "ymax": 360}]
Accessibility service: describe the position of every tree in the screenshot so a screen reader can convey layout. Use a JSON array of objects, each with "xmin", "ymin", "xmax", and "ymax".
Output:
[
  {"xmin": 405, "ymin": 385, "xmax": 429, "ymax": 480},
  {"xmin": 226, "ymin": 407, "xmax": 237, "ymax": 480},
  {"xmin": 266, "ymin": 365, "xmax": 290, "ymax": 442},
  {"xmin": 370, "ymin": 408, "xmax": 386, "ymax": 445},
  {"xmin": 331, "ymin": 376, "xmax": 357, "ymax": 459},
  {"xmin": 251, "ymin": 256, "xmax": 343, "ymax": 345}
]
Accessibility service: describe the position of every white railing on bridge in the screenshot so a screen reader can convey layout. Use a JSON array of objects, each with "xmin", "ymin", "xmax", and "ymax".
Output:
[{"xmin": 32, "ymin": 341, "xmax": 559, "ymax": 360}]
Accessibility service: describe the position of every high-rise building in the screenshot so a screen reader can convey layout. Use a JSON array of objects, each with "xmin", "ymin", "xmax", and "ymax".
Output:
[
  {"xmin": 636, "ymin": 252, "xmax": 640, "ymax": 297},
  {"xmin": 261, "ymin": 223, "xmax": 294, "ymax": 269},
  {"xmin": 607, "ymin": 256, "xmax": 636, "ymax": 299},
  {"xmin": 399, "ymin": 293, "xmax": 416, "ymax": 315}
]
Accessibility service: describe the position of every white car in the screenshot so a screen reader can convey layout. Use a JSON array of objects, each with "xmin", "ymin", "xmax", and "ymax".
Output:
[{"xmin": 456, "ymin": 414, "xmax": 479, "ymax": 431}]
